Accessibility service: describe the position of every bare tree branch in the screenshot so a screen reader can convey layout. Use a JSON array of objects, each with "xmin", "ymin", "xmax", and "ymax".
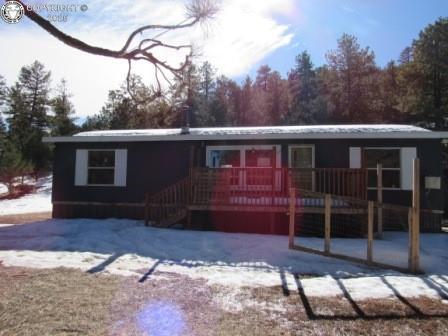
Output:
[{"xmin": 17, "ymin": 0, "xmax": 218, "ymax": 103}]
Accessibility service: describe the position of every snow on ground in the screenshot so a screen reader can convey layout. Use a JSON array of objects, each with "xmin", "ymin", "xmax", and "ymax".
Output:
[
  {"xmin": 0, "ymin": 218, "xmax": 447, "ymax": 301},
  {"xmin": 0, "ymin": 176, "xmax": 52, "ymax": 215}
]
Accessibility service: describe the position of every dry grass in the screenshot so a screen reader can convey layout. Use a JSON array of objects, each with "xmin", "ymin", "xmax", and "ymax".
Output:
[{"xmin": 0, "ymin": 266, "xmax": 447, "ymax": 336}]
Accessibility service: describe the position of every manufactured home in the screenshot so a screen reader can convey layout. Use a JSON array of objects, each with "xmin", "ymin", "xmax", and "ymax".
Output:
[{"xmin": 44, "ymin": 125, "xmax": 448, "ymax": 235}]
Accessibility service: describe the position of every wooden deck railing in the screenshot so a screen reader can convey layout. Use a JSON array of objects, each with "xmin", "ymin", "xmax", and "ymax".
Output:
[
  {"xmin": 190, "ymin": 167, "xmax": 367, "ymax": 206},
  {"xmin": 293, "ymin": 168, "xmax": 368, "ymax": 199},
  {"xmin": 145, "ymin": 167, "xmax": 368, "ymax": 225},
  {"xmin": 145, "ymin": 176, "xmax": 191, "ymax": 226}
]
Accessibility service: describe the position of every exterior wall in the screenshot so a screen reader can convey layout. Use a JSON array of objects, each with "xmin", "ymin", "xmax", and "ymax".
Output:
[
  {"xmin": 199, "ymin": 138, "xmax": 444, "ymax": 211},
  {"xmin": 52, "ymin": 137, "xmax": 444, "ymax": 228},
  {"xmin": 53, "ymin": 141, "xmax": 193, "ymax": 204}
]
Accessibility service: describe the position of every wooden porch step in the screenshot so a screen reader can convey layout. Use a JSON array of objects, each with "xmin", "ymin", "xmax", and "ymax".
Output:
[{"xmin": 154, "ymin": 209, "xmax": 188, "ymax": 228}]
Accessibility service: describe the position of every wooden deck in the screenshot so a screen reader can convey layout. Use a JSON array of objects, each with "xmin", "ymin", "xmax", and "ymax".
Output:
[{"xmin": 145, "ymin": 167, "xmax": 368, "ymax": 227}]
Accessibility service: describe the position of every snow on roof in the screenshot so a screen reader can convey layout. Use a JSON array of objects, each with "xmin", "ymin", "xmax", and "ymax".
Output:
[
  {"xmin": 43, "ymin": 124, "xmax": 448, "ymax": 143},
  {"xmin": 75, "ymin": 124, "xmax": 428, "ymax": 137}
]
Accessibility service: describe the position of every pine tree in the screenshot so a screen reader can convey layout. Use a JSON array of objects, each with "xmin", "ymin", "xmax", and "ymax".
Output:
[
  {"xmin": 0, "ymin": 140, "xmax": 33, "ymax": 195},
  {"xmin": 240, "ymin": 76, "xmax": 254, "ymax": 126},
  {"xmin": 5, "ymin": 61, "xmax": 52, "ymax": 170},
  {"xmin": 0, "ymin": 115, "xmax": 7, "ymax": 153},
  {"xmin": 51, "ymin": 79, "xmax": 77, "ymax": 136},
  {"xmin": 412, "ymin": 17, "xmax": 448, "ymax": 128},
  {"xmin": 325, "ymin": 34, "xmax": 379, "ymax": 122},
  {"xmin": 286, "ymin": 51, "xmax": 324, "ymax": 124},
  {"xmin": 0, "ymin": 75, "xmax": 6, "ymax": 108},
  {"xmin": 196, "ymin": 62, "xmax": 216, "ymax": 126},
  {"xmin": 18, "ymin": 61, "xmax": 51, "ymax": 130},
  {"xmin": 252, "ymin": 65, "xmax": 289, "ymax": 125}
]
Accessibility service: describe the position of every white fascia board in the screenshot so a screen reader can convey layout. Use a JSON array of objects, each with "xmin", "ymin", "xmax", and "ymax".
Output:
[{"xmin": 42, "ymin": 131, "xmax": 448, "ymax": 143}]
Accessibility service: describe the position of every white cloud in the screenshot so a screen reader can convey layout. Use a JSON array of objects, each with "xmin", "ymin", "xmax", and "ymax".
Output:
[{"xmin": 0, "ymin": 0, "xmax": 295, "ymax": 118}]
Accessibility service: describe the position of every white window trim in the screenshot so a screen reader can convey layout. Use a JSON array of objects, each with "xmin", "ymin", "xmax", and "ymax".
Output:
[
  {"xmin": 288, "ymin": 145, "xmax": 316, "ymax": 191},
  {"xmin": 287, "ymin": 144, "xmax": 315, "ymax": 168},
  {"xmin": 86, "ymin": 149, "xmax": 116, "ymax": 187},
  {"xmin": 364, "ymin": 147, "xmax": 401, "ymax": 190},
  {"xmin": 75, "ymin": 149, "xmax": 127, "ymax": 187},
  {"xmin": 205, "ymin": 145, "xmax": 281, "ymax": 191},
  {"xmin": 206, "ymin": 145, "xmax": 281, "ymax": 168}
]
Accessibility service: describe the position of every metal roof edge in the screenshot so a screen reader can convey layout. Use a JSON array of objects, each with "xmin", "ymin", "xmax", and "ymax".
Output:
[{"xmin": 42, "ymin": 131, "xmax": 448, "ymax": 143}]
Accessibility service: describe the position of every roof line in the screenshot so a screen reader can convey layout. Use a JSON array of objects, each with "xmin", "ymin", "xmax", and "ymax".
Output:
[{"xmin": 43, "ymin": 131, "xmax": 448, "ymax": 143}]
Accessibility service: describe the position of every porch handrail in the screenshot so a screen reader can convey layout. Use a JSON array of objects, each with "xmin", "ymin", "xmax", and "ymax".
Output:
[
  {"xmin": 191, "ymin": 167, "xmax": 368, "ymax": 201},
  {"xmin": 144, "ymin": 176, "xmax": 190, "ymax": 226}
]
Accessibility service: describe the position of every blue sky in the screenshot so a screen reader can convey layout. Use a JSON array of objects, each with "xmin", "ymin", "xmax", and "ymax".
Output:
[
  {"xmin": 1, "ymin": 0, "xmax": 447, "ymax": 118},
  {"xmin": 245, "ymin": 0, "xmax": 448, "ymax": 79}
]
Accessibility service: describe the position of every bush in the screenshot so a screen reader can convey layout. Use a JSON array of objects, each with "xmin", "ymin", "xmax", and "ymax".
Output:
[{"xmin": 0, "ymin": 142, "xmax": 34, "ymax": 195}]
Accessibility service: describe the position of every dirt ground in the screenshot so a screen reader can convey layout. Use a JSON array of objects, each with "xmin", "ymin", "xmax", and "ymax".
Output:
[
  {"xmin": 0, "ymin": 212, "xmax": 52, "ymax": 225},
  {"xmin": 0, "ymin": 213, "xmax": 447, "ymax": 335},
  {"xmin": 0, "ymin": 266, "xmax": 447, "ymax": 336}
]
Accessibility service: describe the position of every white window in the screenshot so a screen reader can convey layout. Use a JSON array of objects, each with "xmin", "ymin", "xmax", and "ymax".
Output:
[
  {"xmin": 75, "ymin": 149, "xmax": 127, "ymax": 187},
  {"xmin": 288, "ymin": 145, "xmax": 315, "ymax": 168},
  {"xmin": 288, "ymin": 145, "xmax": 315, "ymax": 191},
  {"xmin": 364, "ymin": 148, "xmax": 401, "ymax": 189},
  {"xmin": 206, "ymin": 145, "xmax": 281, "ymax": 190},
  {"xmin": 206, "ymin": 145, "xmax": 281, "ymax": 168}
]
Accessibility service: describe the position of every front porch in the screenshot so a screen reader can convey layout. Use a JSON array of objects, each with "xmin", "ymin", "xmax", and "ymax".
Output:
[{"xmin": 145, "ymin": 167, "xmax": 368, "ymax": 228}]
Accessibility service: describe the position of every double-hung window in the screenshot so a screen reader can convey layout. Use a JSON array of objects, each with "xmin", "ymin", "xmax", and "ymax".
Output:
[
  {"xmin": 87, "ymin": 150, "xmax": 115, "ymax": 185},
  {"xmin": 364, "ymin": 148, "xmax": 400, "ymax": 189},
  {"xmin": 74, "ymin": 149, "xmax": 127, "ymax": 187}
]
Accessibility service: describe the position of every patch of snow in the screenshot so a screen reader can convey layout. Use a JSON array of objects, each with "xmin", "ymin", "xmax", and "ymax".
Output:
[
  {"xmin": 213, "ymin": 287, "xmax": 288, "ymax": 314},
  {"xmin": 0, "ymin": 176, "xmax": 52, "ymax": 215},
  {"xmin": 0, "ymin": 219, "xmax": 447, "ymax": 301},
  {"xmin": 75, "ymin": 124, "xmax": 430, "ymax": 138},
  {"xmin": 0, "ymin": 183, "xmax": 7, "ymax": 195}
]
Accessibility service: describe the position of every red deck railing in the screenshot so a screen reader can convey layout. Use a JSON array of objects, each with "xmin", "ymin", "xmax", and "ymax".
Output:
[
  {"xmin": 145, "ymin": 167, "xmax": 368, "ymax": 226},
  {"xmin": 191, "ymin": 167, "xmax": 367, "ymax": 205}
]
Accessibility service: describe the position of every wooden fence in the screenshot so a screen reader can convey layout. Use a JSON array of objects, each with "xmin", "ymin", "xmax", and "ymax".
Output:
[{"xmin": 288, "ymin": 159, "xmax": 422, "ymax": 273}]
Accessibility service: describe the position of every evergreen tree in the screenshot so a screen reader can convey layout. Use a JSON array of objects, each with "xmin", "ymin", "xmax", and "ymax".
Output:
[
  {"xmin": 6, "ymin": 83, "xmax": 29, "ymax": 157},
  {"xmin": 196, "ymin": 62, "xmax": 217, "ymax": 126},
  {"xmin": 82, "ymin": 75, "xmax": 176, "ymax": 131},
  {"xmin": 51, "ymin": 79, "xmax": 77, "ymax": 136},
  {"xmin": 377, "ymin": 61, "xmax": 402, "ymax": 122},
  {"xmin": 210, "ymin": 76, "xmax": 242, "ymax": 126},
  {"xmin": 80, "ymin": 114, "xmax": 110, "ymax": 132},
  {"xmin": 399, "ymin": 47, "xmax": 413, "ymax": 65},
  {"xmin": 325, "ymin": 34, "xmax": 379, "ymax": 122},
  {"xmin": 286, "ymin": 51, "xmax": 321, "ymax": 124},
  {"xmin": 0, "ymin": 140, "xmax": 33, "ymax": 194},
  {"xmin": 5, "ymin": 61, "xmax": 52, "ymax": 170},
  {"xmin": 0, "ymin": 115, "xmax": 7, "ymax": 153},
  {"xmin": 240, "ymin": 76, "xmax": 253, "ymax": 126},
  {"xmin": 412, "ymin": 17, "xmax": 448, "ymax": 128},
  {"xmin": 0, "ymin": 75, "xmax": 6, "ymax": 108}
]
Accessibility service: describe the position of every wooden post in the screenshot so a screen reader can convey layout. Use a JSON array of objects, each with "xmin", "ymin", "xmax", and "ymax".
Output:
[
  {"xmin": 408, "ymin": 207, "xmax": 413, "ymax": 270},
  {"xmin": 144, "ymin": 194, "xmax": 149, "ymax": 226},
  {"xmin": 377, "ymin": 163, "xmax": 383, "ymax": 239},
  {"xmin": 288, "ymin": 187, "xmax": 296, "ymax": 249},
  {"xmin": 324, "ymin": 194, "xmax": 331, "ymax": 254},
  {"xmin": 367, "ymin": 201, "xmax": 374, "ymax": 263},
  {"xmin": 410, "ymin": 158, "xmax": 420, "ymax": 273}
]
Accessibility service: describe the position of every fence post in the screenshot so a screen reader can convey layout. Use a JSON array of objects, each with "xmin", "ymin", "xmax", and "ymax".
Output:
[
  {"xmin": 367, "ymin": 201, "xmax": 374, "ymax": 263},
  {"xmin": 408, "ymin": 207, "xmax": 413, "ymax": 270},
  {"xmin": 288, "ymin": 187, "xmax": 296, "ymax": 249},
  {"xmin": 377, "ymin": 163, "xmax": 383, "ymax": 239},
  {"xmin": 324, "ymin": 194, "xmax": 331, "ymax": 254},
  {"xmin": 410, "ymin": 158, "xmax": 420, "ymax": 273},
  {"xmin": 144, "ymin": 194, "xmax": 149, "ymax": 226}
]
